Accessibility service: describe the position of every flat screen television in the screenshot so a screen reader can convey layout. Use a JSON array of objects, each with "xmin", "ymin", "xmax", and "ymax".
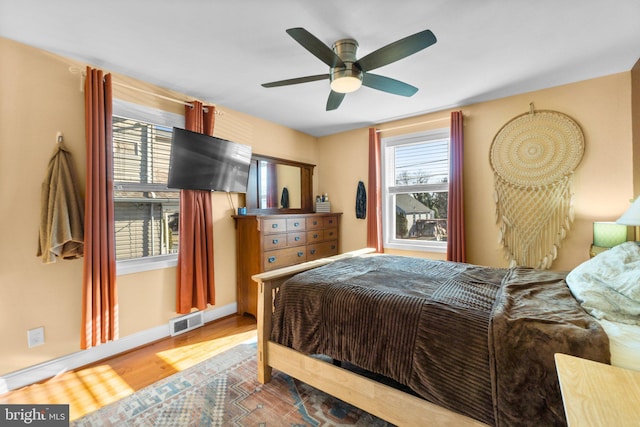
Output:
[{"xmin": 167, "ymin": 127, "xmax": 252, "ymax": 192}]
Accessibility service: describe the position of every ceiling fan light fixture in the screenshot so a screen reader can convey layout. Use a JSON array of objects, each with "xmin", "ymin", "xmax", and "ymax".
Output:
[
  {"xmin": 330, "ymin": 38, "xmax": 362, "ymax": 93},
  {"xmin": 330, "ymin": 74, "xmax": 362, "ymax": 93}
]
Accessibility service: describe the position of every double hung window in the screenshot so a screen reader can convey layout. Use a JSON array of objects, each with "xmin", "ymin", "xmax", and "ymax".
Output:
[
  {"xmin": 382, "ymin": 129, "xmax": 450, "ymax": 252},
  {"xmin": 112, "ymin": 100, "xmax": 183, "ymax": 274}
]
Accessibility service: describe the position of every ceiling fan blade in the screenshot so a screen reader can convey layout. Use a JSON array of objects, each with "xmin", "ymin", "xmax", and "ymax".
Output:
[
  {"xmin": 362, "ymin": 73, "xmax": 418, "ymax": 97},
  {"xmin": 326, "ymin": 91, "xmax": 345, "ymax": 111},
  {"xmin": 286, "ymin": 28, "xmax": 345, "ymax": 68},
  {"xmin": 355, "ymin": 29, "xmax": 437, "ymax": 72},
  {"xmin": 262, "ymin": 74, "xmax": 330, "ymax": 88}
]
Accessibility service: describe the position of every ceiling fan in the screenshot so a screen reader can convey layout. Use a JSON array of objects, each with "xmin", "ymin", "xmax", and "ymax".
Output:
[{"xmin": 262, "ymin": 27, "xmax": 437, "ymax": 111}]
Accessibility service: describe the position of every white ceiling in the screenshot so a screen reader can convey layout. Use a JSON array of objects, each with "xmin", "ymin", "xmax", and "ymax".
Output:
[{"xmin": 1, "ymin": 0, "xmax": 639, "ymax": 137}]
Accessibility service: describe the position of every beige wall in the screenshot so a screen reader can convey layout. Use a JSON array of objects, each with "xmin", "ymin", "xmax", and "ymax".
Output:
[
  {"xmin": 1, "ymin": 35, "xmax": 636, "ymax": 376},
  {"xmin": 276, "ymin": 164, "xmax": 302, "ymax": 208},
  {"xmin": 318, "ymin": 72, "xmax": 634, "ymax": 270},
  {"xmin": 632, "ymin": 59, "xmax": 640, "ymax": 195},
  {"xmin": 0, "ymin": 37, "xmax": 316, "ymax": 375}
]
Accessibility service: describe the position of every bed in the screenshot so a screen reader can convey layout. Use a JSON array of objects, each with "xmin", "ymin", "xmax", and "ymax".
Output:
[{"xmin": 252, "ymin": 244, "xmax": 640, "ymax": 426}]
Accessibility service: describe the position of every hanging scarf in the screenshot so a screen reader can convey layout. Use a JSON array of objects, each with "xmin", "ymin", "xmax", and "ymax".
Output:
[
  {"xmin": 356, "ymin": 181, "xmax": 367, "ymax": 219},
  {"xmin": 280, "ymin": 187, "xmax": 289, "ymax": 208}
]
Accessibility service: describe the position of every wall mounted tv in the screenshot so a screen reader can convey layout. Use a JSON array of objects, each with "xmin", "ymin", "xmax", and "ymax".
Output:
[{"xmin": 167, "ymin": 127, "xmax": 252, "ymax": 193}]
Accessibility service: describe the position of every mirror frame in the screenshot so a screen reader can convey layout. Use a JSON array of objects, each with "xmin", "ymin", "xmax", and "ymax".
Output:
[{"xmin": 245, "ymin": 154, "xmax": 315, "ymax": 214}]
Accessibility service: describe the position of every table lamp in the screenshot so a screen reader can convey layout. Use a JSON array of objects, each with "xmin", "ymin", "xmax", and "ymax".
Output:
[
  {"xmin": 616, "ymin": 197, "xmax": 640, "ymax": 241},
  {"xmin": 593, "ymin": 221, "xmax": 628, "ymax": 248}
]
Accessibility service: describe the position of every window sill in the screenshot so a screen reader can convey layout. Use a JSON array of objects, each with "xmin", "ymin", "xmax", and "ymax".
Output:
[
  {"xmin": 116, "ymin": 254, "xmax": 178, "ymax": 276},
  {"xmin": 384, "ymin": 241, "xmax": 447, "ymax": 253}
]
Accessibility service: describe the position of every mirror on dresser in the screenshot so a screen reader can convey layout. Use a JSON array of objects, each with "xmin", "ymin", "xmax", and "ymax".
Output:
[{"xmin": 245, "ymin": 154, "xmax": 315, "ymax": 214}]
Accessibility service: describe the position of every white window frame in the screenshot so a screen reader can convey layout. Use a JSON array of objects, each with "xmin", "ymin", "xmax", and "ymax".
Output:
[
  {"xmin": 381, "ymin": 128, "xmax": 450, "ymax": 253},
  {"xmin": 112, "ymin": 99, "xmax": 184, "ymax": 275}
]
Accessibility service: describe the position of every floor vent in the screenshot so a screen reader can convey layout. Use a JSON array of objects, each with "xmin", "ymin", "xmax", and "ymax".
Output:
[{"xmin": 169, "ymin": 311, "xmax": 204, "ymax": 336}]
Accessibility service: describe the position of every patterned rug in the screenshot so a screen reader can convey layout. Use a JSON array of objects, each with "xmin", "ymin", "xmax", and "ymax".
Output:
[{"xmin": 71, "ymin": 340, "xmax": 392, "ymax": 426}]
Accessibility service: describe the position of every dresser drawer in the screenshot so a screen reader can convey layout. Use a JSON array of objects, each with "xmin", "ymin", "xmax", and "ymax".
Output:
[
  {"xmin": 286, "ymin": 218, "xmax": 306, "ymax": 231},
  {"xmin": 323, "ymin": 216, "xmax": 339, "ymax": 228},
  {"xmin": 307, "ymin": 241, "xmax": 339, "ymax": 261},
  {"xmin": 262, "ymin": 218, "xmax": 287, "ymax": 234},
  {"xmin": 306, "ymin": 217, "xmax": 323, "ymax": 230},
  {"xmin": 306, "ymin": 229, "xmax": 324, "ymax": 243},
  {"xmin": 287, "ymin": 232, "xmax": 306, "ymax": 246},
  {"xmin": 323, "ymin": 227, "xmax": 338, "ymax": 240},
  {"xmin": 263, "ymin": 233, "xmax": 287, "ymax": 250},
  {"xmin": 263, "ymin": 247, "xmax": 307, "ymax": 271}
]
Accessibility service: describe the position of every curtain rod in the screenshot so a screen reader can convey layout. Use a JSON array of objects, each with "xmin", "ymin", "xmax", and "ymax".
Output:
[
  {"xmin": 68, "ymin": 67, "xmax": 220, "ymax": 114},
  {"xmin": 376, "ymin": 116, "xmax": 450, "ymax": 133}
]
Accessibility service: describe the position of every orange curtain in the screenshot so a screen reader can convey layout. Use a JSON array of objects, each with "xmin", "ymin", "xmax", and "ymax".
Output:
[
  {"xmin": 367, "ymin": 128, "xmax": 383, "ymax": 252},
  {"xmin": 447, "ymin": 111, "xmax": 466, "ymax": 262},
  {"xmin": 81, "ymin": 67, "xmax": 118, "ymax": 349},
  {"xmin": 176, "ymin": 101, "xmax": 216, "ymax": 314}
]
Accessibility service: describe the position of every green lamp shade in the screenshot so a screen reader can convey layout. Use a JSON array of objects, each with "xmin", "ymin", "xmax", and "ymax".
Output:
[{"xmin": 593, "ymin": 222, "xmax": 627, "ymax": 248}]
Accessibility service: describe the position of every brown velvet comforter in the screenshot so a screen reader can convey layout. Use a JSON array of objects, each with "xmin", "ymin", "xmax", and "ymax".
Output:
[{"xmin": 270, "ymin": 255, "xmax": 610, "ymax": 427}]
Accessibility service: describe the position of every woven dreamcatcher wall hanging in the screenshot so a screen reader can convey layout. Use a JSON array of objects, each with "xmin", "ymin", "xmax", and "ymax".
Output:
[{"xmin": 490, "ymin": 103, "xmax": 585, "ymax": 269}]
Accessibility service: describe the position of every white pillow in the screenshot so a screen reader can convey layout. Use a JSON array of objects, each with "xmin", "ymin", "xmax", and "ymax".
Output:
[{"xmin": 566, "ymin": 241, "xmax": 640, "ymax": 325}]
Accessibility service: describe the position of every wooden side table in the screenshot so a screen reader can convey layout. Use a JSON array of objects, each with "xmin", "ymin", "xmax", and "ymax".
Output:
[{"xmin": 555, "ymin": 353, "xmax": 640, "ymax": 426}]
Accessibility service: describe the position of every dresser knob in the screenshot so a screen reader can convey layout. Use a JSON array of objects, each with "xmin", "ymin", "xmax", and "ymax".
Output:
[
  {"xmin": 295, "ymin": 236, "xmax": 300, "ymax": 241},
  {"xmin": 294, "ymin": 222, "xmax": 300, "ymax": 227},
  {"xmin": 313, "ymin": 233, "xmax": 318, "ymax": 238},
  {"xmin": 272, "ymin": 239, "xmax": 279, "ymax": 244},
  {"xmin": 272, "ymin": 223, "xmax": 278, "ymax": 228},
  {"xmin": 310, "ymin": 249, "xmax": 316, "ymax": 254},
  {"xmin": 268, "ymin": 256, "xmax": 276, "ymax": 263},
  {"xmin": 297, "ymin": 251, "xmax": 304, "ymax": 257}
]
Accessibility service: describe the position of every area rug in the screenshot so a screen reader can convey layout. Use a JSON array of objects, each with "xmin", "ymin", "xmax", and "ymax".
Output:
[{"xmin": 71, "ymin": 339, "xmax": 392, "ymax": 426}]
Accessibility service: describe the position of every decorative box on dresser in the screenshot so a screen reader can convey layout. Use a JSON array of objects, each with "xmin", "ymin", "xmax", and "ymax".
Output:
[{"xmin": 234, "ymin": 212, "xmax": 342, "ymax": 317}]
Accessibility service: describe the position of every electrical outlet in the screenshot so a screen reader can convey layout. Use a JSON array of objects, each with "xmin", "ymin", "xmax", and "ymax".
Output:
[{"xmin": 27, "ymin": 327, "xmax": 45, "ymax": 348}]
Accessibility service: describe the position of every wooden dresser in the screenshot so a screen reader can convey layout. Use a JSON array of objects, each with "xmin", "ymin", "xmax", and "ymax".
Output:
[{"xmin": 234, "ymin": 212, "xmax": 341, "ymax": 317}]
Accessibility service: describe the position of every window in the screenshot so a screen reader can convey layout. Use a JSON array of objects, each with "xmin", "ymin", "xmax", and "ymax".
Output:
[
  {"xmin": 112, "ymin": 100, "xmax": 184, "ymax": 274},
  {"xmin": 382, "ymin": 129, "xmax": 449, "ymax": 252}
]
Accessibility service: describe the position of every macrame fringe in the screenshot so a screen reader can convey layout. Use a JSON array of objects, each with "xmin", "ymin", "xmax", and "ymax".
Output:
[{"xmin": 494, "ymin": 174, "xmax": 575, "ymax": 269}]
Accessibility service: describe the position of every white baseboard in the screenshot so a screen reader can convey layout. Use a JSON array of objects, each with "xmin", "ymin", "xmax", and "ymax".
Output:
[{"xmin": 0, "ymin": 303, "xmax": 237, "ymax": 394}]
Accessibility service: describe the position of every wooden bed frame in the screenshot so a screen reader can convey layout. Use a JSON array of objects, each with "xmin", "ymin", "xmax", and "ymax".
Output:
[{"xmin": 252, "ymin": 249, "xmax": 489, "ymax": 427}]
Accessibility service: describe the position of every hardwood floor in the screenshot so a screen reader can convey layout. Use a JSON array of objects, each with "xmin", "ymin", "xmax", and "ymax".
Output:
[{"xmin": 0, "ymin": 314, "xmax": 257, "ymax": 421}]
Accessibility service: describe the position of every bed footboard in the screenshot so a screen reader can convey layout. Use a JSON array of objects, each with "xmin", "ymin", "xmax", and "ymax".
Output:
[
  {"xmin": 251, "ymin": 248, "xmax": 488, "ymax": 427},
  {"xmin": 252, "ymin": 248, "xmax": 375, "ymax": 383}
]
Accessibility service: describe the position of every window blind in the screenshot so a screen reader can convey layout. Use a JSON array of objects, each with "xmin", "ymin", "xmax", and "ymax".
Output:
[{"xmin": 112, "ymin": 115, "xmax": 180, "ymax": 261}]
